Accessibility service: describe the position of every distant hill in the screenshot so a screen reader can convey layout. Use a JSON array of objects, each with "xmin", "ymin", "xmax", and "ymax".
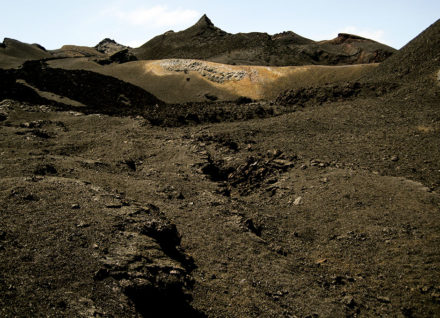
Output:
[
  {"xmin": 1, "ymin": 17, "xmax": 396, "ymax": 69},
  {"xmin": 95, "ymin": 38, "xmax": 129, "ymax": 55},
  {"xmin": 50, "ymin": 45, "xmax": 105, "ymax": 58},
  {"xmin": 49, "ymin": 39, "xmax": 137, "ymax": 66},
  {"xmin": 133, "ymin": 14, "xmax": 396, "ymax": 66},
  {"xmin": 0, "ymin": 38, "xmax": 52, "ymax": 68}
]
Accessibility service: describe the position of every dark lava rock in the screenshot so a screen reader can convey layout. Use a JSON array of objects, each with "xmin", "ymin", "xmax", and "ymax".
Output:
[
  {"xmin": 4, "ymin": 61, "xmax": 164, "ymax": 117},
  {"xmin": 342, "ymin": 295, "xmax": 356, "ymax": 308},
  {"xmin": 109, "ymin": 48, "xmax": 137, "ymax": 63},
  {"xmin": 202, "ymin": 151, "xmax": 296, "ymax": 195},
  {"xmin": 34, "ymin": 164, "xmax": 57, "ymax": 175},
  {"xmin": 96, "ymin": 49, "xmax": 137, "ymax": 65},
  {"xmin": 276, "ymin": 81, "xmax": 398, "ymax": 106},
  {"xmin": 95, "ymin": 38, "xmax": 128, "ymax": 55}
]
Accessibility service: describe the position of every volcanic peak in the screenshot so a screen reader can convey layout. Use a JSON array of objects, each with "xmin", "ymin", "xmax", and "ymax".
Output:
[{"xmin": 194, "ymin": 14, "xmax": 215, "ymax": 28}]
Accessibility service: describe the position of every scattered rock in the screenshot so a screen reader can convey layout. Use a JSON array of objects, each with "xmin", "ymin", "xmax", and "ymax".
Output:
[
  {"xmin": 105, "ymin": 203, "xmax": 122, "ymax": 209},
  {"xmin": 122, "ymin": 159, "xmax": 137, "ymax": 171},
  {"xmin": 420, "ymin": 286, "xmax": 431, "ymax": 293},
  {"xmin": 293, "ymin": 196, "xmax": 303, "ymax": 206},
  {"xmin": 34, "ymin": 164, "xmax": 57, "ymax": 176},
  {"xmin": 161, "ymin": 59, "xmax": 248, "ymax": 84},
  {"xmin": 93, "ymin": 268, "xmax": 110, "ymax": 281},
  {"xmin": 71, "ymin": 204, "xmax": 81, "ymax": 209},
  {"xmin": 267, "ymin": 149, "xmax": 283, "ymax": 158},
  {"xmin": 342, "ymin": 295, "xmax": 356, "ymax": 307},
  {"xmin": 310, "ymin": 159, "xmax": 329, "ymax": 167},
  {"xmin": 377, "ymin": 296, "xmax": 391, "ymax": 303},
  {"xmin": 204, "ymin": 93, "xmax": 218, "ymax": 101},
  {"xmin": 272, "ymin": 245, "xmax": 288, "ymax": 256},
  {"xmin": 20, "ymin": 120, "xmax": 46, "ymax": 129},
  {"xmin": 244, "ymin": 218, "xmax": 263, "ymax": 237},
  {"xmin": 432, "ymin": 292, "xmax": 440, "ymax": 303},
  {"xmin": 177, "ymin": 192, "xmax": 185, "ymax": 200},
  {"xmin": 391, "ymin": 155, "xmax": 399, "ymax": 162},
  {"xmin": 202, "ymin": 152, "xmax": 297, "ymax": 196},
  {"xmin": 76, "ymin": 222, "xmax": 90, "ymax": 228}
]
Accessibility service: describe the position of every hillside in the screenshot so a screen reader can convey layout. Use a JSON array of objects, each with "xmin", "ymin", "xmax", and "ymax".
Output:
[
  {"xmin": 370, "ymin": 18, "xmax": 440, "ymax": 84},
  {"xmin": 0, "ymin": 38, "xmax": 51, "ymax": 68},
  {"xmin": 133, "ymin": 15, "xmax": 396, "ymax": 66}
]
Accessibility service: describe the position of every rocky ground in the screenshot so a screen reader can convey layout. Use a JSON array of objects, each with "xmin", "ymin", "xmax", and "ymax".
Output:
[
  {"xmin": 160, "ymin": 59, "xmax": 251, "ymax": 83},
  {"xmin": 1, "ymin": 71, "xmax": 439, "ymax": 316}
]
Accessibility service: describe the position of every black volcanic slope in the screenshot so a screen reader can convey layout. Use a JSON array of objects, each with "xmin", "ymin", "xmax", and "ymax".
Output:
[
  {"xmin": 1, "ymin": 61, "xmax": 164, "ymax": 116},
  {"xmin": 133, "ymin": 14, "xmax": 396, "ymax": 66},
  {"xmin": 372, "ymin": 19, "xmax": 440, "ymax": 83}
]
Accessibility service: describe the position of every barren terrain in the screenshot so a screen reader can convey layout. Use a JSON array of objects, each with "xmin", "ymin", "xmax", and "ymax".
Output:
[{"xmin": 0, "ymin": 16, "xmax": 439, "ymax": 318}]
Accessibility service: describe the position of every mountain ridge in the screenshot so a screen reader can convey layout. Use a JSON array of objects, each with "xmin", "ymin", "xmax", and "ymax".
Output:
[{"xmin": 133, "ymin": 14, "xmax": 396, "ymax": 66}]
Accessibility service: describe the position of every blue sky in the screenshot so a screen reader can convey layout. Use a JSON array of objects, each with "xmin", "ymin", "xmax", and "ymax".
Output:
[{"xmin": 1, "ymin": 0, "xmax": 439, "ymax": 50}]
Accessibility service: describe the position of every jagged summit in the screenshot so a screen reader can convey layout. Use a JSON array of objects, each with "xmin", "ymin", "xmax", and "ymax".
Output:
[
  {"xmin": 95, "ymin": 38, "xmax": 128, "ymax": 55},
  {"xmin": 96, "ymin": 38, "xmax": 118, "ymax": 46},
  {"xmin": 185, "ymin": 14, "xmax": 224, "ymax": 35},
  {"xmin": 194, "ymin": 14, "xmax": 215, "ymax": 28}
]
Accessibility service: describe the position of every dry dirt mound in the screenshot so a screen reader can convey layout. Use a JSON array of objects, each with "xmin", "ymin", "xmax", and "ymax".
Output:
[{"xmin": 133, "ymin": 15, "xmax": 396, "ymax": 66}]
